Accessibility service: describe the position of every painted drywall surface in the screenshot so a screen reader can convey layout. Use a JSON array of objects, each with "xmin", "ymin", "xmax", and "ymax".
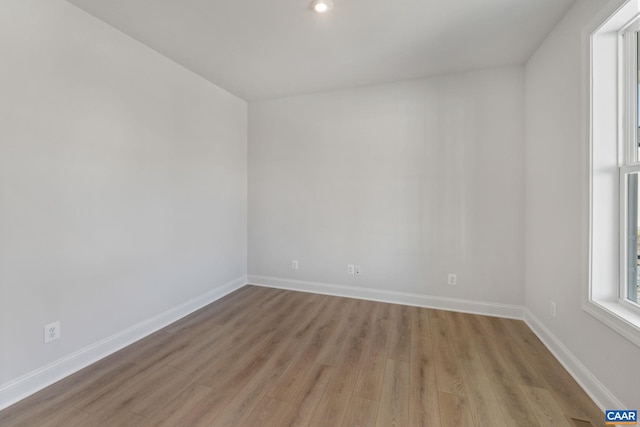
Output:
[
  {"xmin": 249, "ymin": 67, "xmax": 525, "ymax": 306},
  {"xmin": 525, "ymin": 0, "xmax": 640, "ymax": 408},
  {"xmin": 0, "ymin": 0, "xmax": 247, "ymax": 384}
]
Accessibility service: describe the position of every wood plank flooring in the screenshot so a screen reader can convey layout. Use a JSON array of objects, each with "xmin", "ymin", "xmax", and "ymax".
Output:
[{"xmin": 0, "ymin": 286, "xmax": 605, "ymax": 426}]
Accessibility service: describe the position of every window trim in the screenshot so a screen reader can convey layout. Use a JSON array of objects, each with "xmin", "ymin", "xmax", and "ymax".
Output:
[{"xmin": 585, "ymin": 0, "xmax": 640, "ymax": 349}]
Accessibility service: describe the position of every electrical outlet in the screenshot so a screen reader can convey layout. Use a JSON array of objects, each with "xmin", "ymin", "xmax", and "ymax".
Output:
[
  {"xmin": 550, "ymin": 301, "xmax": 557, "ymax": 318},
  {"xmin": 355, "ymin": 265, "xmax": 362, "ymax": 276},
  {"xmin": 447, "ymin": 273, "xmax": 457, "ymax": 286},
  {"xmin": 291, "ymin": 259, "xmax": 299, "ymax": 270},
  {"xmin": 44, "ymin": 321, "xmax": 61, "ymax": 344},
  {"xmin": 347, "ymin": 264, "xmax": 355, "ymax": 275}
]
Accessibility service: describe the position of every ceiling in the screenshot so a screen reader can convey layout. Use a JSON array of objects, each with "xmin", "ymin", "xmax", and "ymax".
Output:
[{"xmin": 67, "ymin": 0, "xmax": 575, "ymax": 101}]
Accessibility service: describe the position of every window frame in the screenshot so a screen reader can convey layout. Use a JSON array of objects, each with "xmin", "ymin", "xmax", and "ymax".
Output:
[
  {"xmin": 619, "ymin": 22, "xmax": 640, "ymax": 310},
  {"xmin": 585, "ymin": 0, "xmax": 640, "ymax": 349}
]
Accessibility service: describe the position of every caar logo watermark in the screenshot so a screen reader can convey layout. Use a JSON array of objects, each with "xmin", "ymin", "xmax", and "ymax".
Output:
[{"xmin": 606, "ymin": 410, "xmax": 637, "ymax": 425}]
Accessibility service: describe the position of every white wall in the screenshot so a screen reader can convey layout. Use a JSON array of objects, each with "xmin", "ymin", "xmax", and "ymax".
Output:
[
  {"xmin": 6, "ymin": 0, "xmax": 635, "ymax": 413},
  {"xmin": 0, "ymin": 0, "xmax": 247, "ymax": 400},
  {"xmin": 248, "ymin": 67, "xmax": 525, "ymax": 307},
  {"xmin": 525, "ymin": 0, "xmax": 640, "ymax": 409}
]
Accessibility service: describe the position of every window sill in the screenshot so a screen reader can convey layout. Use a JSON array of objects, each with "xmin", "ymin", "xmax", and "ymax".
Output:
[{"xmin": 583, "ymin": 299, "xmax": 640, "ymax": 348}]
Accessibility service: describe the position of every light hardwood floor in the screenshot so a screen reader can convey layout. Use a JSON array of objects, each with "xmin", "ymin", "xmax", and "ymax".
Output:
[{"xmin": 0, "ymin": 286, "xmax": 605, "ymax": 426}]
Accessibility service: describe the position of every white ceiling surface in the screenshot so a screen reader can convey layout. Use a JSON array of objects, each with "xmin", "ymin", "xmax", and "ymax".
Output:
[{"xmin": 68, "ymin": 0, "xmax": 575, "ymax": 101}]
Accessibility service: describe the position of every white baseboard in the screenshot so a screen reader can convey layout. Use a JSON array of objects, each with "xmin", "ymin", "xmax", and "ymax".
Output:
[
  {"xmin": 523, "ymin": 308, "xmax": 624, "ymax": 411},
  {"xmin": 2, "ymin": 274, "xmax": 625, "ymax": 416},
  {"xmin": 248, "ymin": 275, "xmax": 524, "ymax": 319},
  {"xmin": 0, "ymin": 275, "xmax": 246, "ymax": 411}
]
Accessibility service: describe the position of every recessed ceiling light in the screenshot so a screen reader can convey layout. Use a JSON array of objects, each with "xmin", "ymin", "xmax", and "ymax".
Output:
[{"xmin": 311, "ymin": 0, "xmax": 333, "ymax": 13}]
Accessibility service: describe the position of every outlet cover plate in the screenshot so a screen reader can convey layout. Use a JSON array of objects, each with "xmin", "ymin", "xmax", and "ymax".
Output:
[
  {"xmin": 44, "ymin": 321, "xmax": 61, "ymax": 343},
  {"xmin": 447, "ymin": 273, "xmax": 457, "ymax": 286}
]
